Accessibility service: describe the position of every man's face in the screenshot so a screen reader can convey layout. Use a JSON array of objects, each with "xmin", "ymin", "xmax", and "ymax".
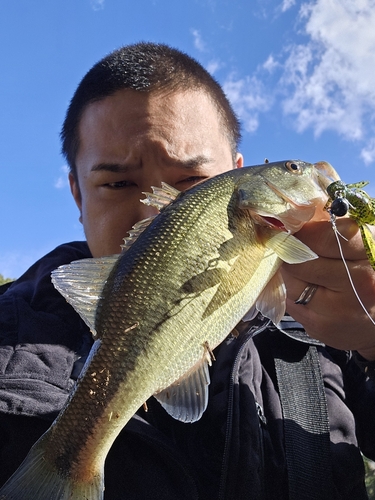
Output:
[{"xmin": 71, "ymin": 88, "xmax": 243, "ymax": 257}]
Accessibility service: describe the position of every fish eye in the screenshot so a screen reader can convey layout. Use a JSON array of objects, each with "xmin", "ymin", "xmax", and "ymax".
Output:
[{"xmin": 285, "ymin": 161, "xmax": 302, "ymax": 174}]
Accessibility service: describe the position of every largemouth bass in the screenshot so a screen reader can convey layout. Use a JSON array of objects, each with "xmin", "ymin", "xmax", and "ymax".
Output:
[{"xmin": 0, "ymin": 160, "xmax": 339, "ymax": 500}]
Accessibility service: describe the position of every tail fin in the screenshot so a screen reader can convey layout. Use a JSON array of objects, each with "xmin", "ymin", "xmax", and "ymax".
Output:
[{"xmin": 0, "ymin": 438, "xmax": 104, "ymax": 500}]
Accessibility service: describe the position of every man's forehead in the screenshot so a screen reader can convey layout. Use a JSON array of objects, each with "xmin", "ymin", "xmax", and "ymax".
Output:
[
  {"xmin": 77, "ymin": 87, "xmax": 225, "ymax": 152},
  {"xmin": 81, "ymin": 86, "xmax": 219, "ymax": 119}
]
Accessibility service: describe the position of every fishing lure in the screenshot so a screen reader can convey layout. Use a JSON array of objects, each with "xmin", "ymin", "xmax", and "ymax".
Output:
[
  {"xmin": 326, "ymin": 179, "xmax": 375, "ymax": 270},
  {"xmin": 326, "ymin": 179, "xmax": 375, "ymax": 326}
]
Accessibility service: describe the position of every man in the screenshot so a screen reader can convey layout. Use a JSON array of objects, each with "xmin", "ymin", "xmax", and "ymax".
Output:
[{"xmin": 1, "ymin": 42, "xmax": 375, "ymax": 499}]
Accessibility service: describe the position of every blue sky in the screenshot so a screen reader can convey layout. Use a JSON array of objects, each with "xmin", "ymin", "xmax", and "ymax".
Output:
[{"xmin": 1, "ymin": 0, "xmax": 375, "ymax": 277}]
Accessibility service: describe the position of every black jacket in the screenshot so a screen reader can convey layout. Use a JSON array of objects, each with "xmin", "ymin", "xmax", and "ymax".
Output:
[{"xmin": 0, "ymin": 242, "xmax": 374, "ymax": 499}]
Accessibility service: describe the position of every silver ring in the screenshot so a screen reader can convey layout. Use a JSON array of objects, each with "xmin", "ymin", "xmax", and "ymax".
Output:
[{"xmin": 295, "ymin": 284, "xmax": 318, "ymax": 305}]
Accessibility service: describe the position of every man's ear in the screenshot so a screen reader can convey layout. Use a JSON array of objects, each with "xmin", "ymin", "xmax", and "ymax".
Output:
[
  {"xmin": 69, "ymin": 172, "xmax": 83, "ymax": 222},
  {"xmin": 235, "ymin": 153, "xmax": 244, "ymax": 169}
]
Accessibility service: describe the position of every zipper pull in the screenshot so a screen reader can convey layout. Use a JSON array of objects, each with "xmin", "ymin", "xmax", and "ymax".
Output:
[{"xmin": 256, "ymin": 402, "xmax": 267, "ymax": 426}]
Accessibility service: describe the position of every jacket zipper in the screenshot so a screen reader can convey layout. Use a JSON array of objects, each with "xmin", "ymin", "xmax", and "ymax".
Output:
[
  {"xmin": 256, "ymin": 401, "xmax": 267, "ymax": 497},
  {"xmin": 218, "ymin": 320, "xmax": 270, "ymax": 500}
]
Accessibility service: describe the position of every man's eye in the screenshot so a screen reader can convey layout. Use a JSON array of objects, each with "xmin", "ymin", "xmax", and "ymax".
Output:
[
  {"xmin": 178, "ymin": 176, "xmax": 207, "ymax": 185},
  {"xmin": 105, "ymin": 180, "xmax": 135, "ymax": 189}
]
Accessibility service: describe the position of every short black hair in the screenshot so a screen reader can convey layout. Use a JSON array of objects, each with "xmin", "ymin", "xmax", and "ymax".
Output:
[{"xmin": 61, "ymin": 42, "xmax": 241, "ymax": 178}]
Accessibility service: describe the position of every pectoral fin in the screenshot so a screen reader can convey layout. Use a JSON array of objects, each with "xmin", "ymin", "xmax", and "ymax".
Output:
[
  {"xmin": 242, "ymin": 271, "xmax": 287, "ymax": 325},
  {"xmin": 264, "ymin": 231, "xmax": 318, "ymax": 263},
  {"xmin": 255, "ymin": 271, "xmax": 286, "ymax": 325}
]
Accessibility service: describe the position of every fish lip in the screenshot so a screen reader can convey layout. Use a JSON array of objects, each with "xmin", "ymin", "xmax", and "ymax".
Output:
[{"xmin": 313, "ymin": 161, "xmax": 341, "ymax": 190}]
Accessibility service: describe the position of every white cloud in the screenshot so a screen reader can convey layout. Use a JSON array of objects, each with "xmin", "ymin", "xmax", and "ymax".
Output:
[
  {"xmin": 263, "ymin": 54, "xmax": 279, "ymax": 73},
  {"xmin": 280, "ymin": 0, "xmax": 375, "ymax": 152},
  {"xmin": 223, "ymin": 75, "xmax": 272, "ymax": 133},
  {"xmin": 90, "ymin": 0, "xmax": 105, "ymax": 11},
  {"xmin": 281, "ymin": 0, "xmax": 296, "ymax": 12},
  {"xmin": 206, "ymin": 59, "xmax": 221, "ymax": 75},
  {"xmin": 191, "ymin": 29, "xmax": 206, "ymax": 52},
  {"xmin": 361, "ymin": 139, "xmax": 375, "ymax": 165},
  {"xmin": 54, "ymin": 165, "xmax": 70, "ymax": 189}
]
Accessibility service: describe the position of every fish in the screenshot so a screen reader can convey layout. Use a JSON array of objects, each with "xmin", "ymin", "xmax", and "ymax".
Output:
[{"xmin": 0, "ymin": 159, "xmax": 339, "ymax": 500}]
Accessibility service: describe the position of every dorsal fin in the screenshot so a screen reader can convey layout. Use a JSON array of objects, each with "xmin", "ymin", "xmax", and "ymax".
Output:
[
  {"xmin": 141, "ymin": 182, "xmax": 180, "ymax": 210},
  {"xmin": 121, "ymin": 216, "xmax": 157, "ymax": 252},
  {"xmin": 121, "ymin": 183, "xmax": 180, "ymax": 251}
]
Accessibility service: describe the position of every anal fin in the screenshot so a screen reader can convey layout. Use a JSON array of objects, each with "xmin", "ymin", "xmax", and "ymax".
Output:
[{"xmin": 154, "ymin": 355, "xmax": 211, "ymax": 423}]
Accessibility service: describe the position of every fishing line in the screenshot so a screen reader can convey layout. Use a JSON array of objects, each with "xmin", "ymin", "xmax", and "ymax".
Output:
[{"xmin": 329, "ymin": 212, "xmax": 375, "ymax": 327}]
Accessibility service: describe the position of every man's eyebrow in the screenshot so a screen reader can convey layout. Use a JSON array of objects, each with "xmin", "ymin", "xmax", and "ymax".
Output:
[
  {"xmin": 176, "ymin": 155, "xmax": 213, "ymax": 169},
  {"xmin": 90, "ymin": 155, "xmax": 213, "ymax": 173},
  {"xmin": 91, "ymin": 163, "xmax": 137, "ymax": 173}
]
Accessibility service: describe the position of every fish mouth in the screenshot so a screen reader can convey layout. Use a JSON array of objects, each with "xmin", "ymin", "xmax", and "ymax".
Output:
[{"xmin": 257, "ymin": 215, "xmax": 288, "ymax": 231}]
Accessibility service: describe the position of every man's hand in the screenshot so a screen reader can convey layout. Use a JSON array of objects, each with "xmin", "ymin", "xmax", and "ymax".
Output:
[{"xmin": 281, "ymin": 218, "xmax": 375, "ymax": 360}]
